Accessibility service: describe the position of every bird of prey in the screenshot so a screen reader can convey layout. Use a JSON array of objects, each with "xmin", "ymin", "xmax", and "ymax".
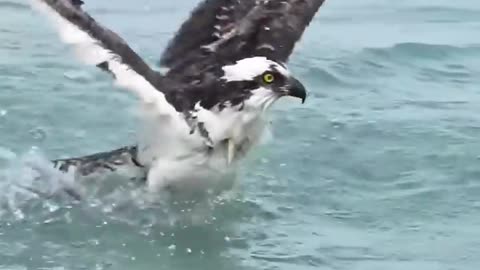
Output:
[{"xmin": 29, "ymin": 0, "xmax": 326, "ymax": 198}]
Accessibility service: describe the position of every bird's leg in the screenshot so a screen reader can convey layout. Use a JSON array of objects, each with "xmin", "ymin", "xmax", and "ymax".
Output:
[{"xmin": 227, "ymin": 139, "xmax": 235, "ymax": 165}]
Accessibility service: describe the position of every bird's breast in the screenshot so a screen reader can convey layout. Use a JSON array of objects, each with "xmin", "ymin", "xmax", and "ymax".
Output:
[{"xmin": 138, "ymin": 102, "xmax": 268, "ymax": 197}]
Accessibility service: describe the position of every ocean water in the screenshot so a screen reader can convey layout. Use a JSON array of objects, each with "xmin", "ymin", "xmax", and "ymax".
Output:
[{"xmin": 1, "ymin": 0, "xmax": 480, "ymax": 269}]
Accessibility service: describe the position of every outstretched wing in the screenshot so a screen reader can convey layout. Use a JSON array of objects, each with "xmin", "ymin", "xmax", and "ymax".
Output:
[
  {"xmin": 160, "ymin": 0, "xmax": 326, "ymax": 79},
  {"xmin": 30, "ymin": 0, "xmax": 173, "ymax": 109},
  {"xmin": 159, "ymin": 0, "xmax": 256, "ymax": 70}
]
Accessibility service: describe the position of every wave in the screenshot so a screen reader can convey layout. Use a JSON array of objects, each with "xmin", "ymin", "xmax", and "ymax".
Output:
[
  {"xmin": 293, "ymin": 42, "xmax": 479, "ymax": 91},
  {"xmin": 301, "ymin": 66, "xmax": 347, "ymax": 87},
  {"xmin": 0, "ymin": 148, "xmax": 78, "ymax": 220},
  {"xmin": 405, "ymin": 6, "xmax": 480, "ymax": 15},
  {"xmin": 0, "ymin": 1, "xmax": 28, "ymax": 10},
  {"xmin": 364, "ymin": 42, "xmax": 480, "ymax": 60},
  {"xmin": 417, "ymin": 66, "xmax": 472, "ymax": 84},
  {"xmin": 0, "ymin": 147, "xmax": 252, "ymax": 229}
]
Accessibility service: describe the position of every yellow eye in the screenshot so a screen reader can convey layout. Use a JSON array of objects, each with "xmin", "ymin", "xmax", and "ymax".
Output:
[{"xmin": 263, "ymin": 73, "xmax": 275, "ymax": 83}]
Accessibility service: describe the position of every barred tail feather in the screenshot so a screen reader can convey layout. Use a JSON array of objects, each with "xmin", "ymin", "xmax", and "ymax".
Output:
[{"xmin": 52, "ymin": 146, "xmax": 146, "ymax": 180}]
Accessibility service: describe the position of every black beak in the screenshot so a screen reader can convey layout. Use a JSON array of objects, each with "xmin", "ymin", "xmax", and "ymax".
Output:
[{"xmin": 287, "ymin": 77, "xmax": 307, "ymax": 104}]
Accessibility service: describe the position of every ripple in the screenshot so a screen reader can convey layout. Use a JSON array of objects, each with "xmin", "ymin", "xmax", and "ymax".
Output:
[
  {"xmin": 365, "ymin": 42, "xmax": 480, "ymax": 60},
  {"xmin": 251, "ymin": 253, "xmax": 327, "ymax": 267},
  {"xmin": 302, "ymin": 66, "xmax": 349, "ymax": 87},
  {"xmin": 417, "ymin": 66, "xmax": 472, "ymax": 84},
  {"xmin": 0, "ymin": 1, "xmax": 28, "ymax": 10},
  {"xmin": 411, "ymin": 6, "xmax": 480, "ymax": 15},
  {"xmin": 401, "ymin": 100, "xmax": 469, "ymax": 110}
]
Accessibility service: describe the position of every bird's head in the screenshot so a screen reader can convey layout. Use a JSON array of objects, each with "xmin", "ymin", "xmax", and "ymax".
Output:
[{"xmin": 221, "ymin": 56, "xmax": 307, "ymax": 109}]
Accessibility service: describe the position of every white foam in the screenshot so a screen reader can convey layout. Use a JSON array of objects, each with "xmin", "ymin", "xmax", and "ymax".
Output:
[{"xmin": 0, "ymin": 148, "xmax": 79, "ymax": 219}]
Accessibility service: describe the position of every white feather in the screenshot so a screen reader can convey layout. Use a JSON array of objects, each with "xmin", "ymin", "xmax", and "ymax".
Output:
[
  {"xmin": 222, "ymin": 56, "xmax": 290, "ymax": 81},
  {"xmin": 29, "ymin": 0, "xmax": 177, "ymax": 115},
  {"xmin": 141, "ymin": 86, "xmax": 276, "ymax": 197}
]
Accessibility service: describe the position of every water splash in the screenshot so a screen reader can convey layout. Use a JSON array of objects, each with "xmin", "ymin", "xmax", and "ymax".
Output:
[
  {"xmin": 0, "ymin": 147, "xmax": 79, "ymax": 221},
  {"xmin": 0, "ymin": 146, "xmax": 248, "ymax": 230}
]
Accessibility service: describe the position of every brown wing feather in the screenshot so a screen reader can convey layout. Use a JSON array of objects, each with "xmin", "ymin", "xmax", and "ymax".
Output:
[{"xmin": 159, "ymin": 0, "xmax": 327, "ymax": 79}]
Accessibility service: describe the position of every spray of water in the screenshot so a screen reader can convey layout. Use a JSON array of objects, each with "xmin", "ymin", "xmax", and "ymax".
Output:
[{"xmin": 0, "ymin": 146, "xmax": 246, "ymax": 229}]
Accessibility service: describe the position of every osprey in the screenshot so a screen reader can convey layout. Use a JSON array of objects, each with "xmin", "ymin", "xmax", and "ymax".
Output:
[{"xmin": 29, "ymin": 0, "xmax": 326, "ymax": 198}]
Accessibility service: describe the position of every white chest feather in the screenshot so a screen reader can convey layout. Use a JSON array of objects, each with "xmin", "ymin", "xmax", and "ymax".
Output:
[{"xmin": 135, "ymin": 93, "xmax": 271, "ymax": 197}]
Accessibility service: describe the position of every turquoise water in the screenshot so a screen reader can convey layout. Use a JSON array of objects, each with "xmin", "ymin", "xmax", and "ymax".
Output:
[{"xmin": 2, "ymin": 0, "xmax": 480, "ymax": 269}]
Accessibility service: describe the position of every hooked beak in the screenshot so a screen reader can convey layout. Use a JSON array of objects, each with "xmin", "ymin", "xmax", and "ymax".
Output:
[{"xmin": 286, "ymin": 77, "xmax": 307, "ymax": 104}]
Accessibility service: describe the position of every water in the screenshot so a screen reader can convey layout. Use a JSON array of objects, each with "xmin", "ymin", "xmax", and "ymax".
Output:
[{"xmin": 1, "ymin": 0, "xmax": 480, "ymax": 269}]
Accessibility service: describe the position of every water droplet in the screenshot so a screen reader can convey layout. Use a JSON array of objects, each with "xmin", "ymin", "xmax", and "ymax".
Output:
[
  {"xmin": 13, "ymin": 209, "xmax": 25, "ymax": 220},
  {"xmin": 43, "ymin": 218, "xmax": 54, "ymax": 224},
  {"xmin": 168, "ymin": 244, "xmax": 176, "ymax": 251},
  {"xmin": 224, "ymin": 236, "xmax": 231, "ymax": 242},
  {"xmin": 29, "ymin": 127, "xmax": 47, "ymax": 141},
  {"xmin": 0, "ymin": 110, "xmax": 7, "ymax": 116},
  {"xmin": 186, "ymin": 248, "xmax": 192, "ymax": 254},
  {"xmin": 88, "ymin": 239, "xmax": 100, "ymax": 246},
  {"xmin": 130, "ymin": 257, "xmax": 136, "ymax": 261}
]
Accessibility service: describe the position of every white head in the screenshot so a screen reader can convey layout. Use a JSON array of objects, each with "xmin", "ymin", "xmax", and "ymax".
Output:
[
  {"xmin": 220, "ymin": 56, "xmax": 307, "ymax": 110},
  {"xmin": 222, "ymin": 56, "xmax": 290, "ymax": 81}
]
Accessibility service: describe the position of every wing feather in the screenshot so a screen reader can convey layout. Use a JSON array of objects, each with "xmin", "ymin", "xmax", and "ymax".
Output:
[
  {"xmin": 159, "ymin": 0, "xmax": 255, "ymax": 70},
  {"xmin": 30, "ymin": 0, "xmax": 174, "ymax": 111},
  {"xmin": 159, "ymin": 0, "xmax": 326, "ymax": 78},
  {"xmin": 255, "ymin": 0, "xmax": 326, "ymax": 62}
]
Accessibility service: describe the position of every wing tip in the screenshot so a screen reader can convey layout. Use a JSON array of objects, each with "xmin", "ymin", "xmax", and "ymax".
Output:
[{"xmin": 72, "ymin": 0, "xmax": 84, "ymax": 7}]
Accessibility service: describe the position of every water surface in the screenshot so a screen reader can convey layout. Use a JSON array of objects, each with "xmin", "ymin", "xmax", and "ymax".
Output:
[{"xmin": 1, "ymin": 0, "xmax": 480, "ymax": 269}]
